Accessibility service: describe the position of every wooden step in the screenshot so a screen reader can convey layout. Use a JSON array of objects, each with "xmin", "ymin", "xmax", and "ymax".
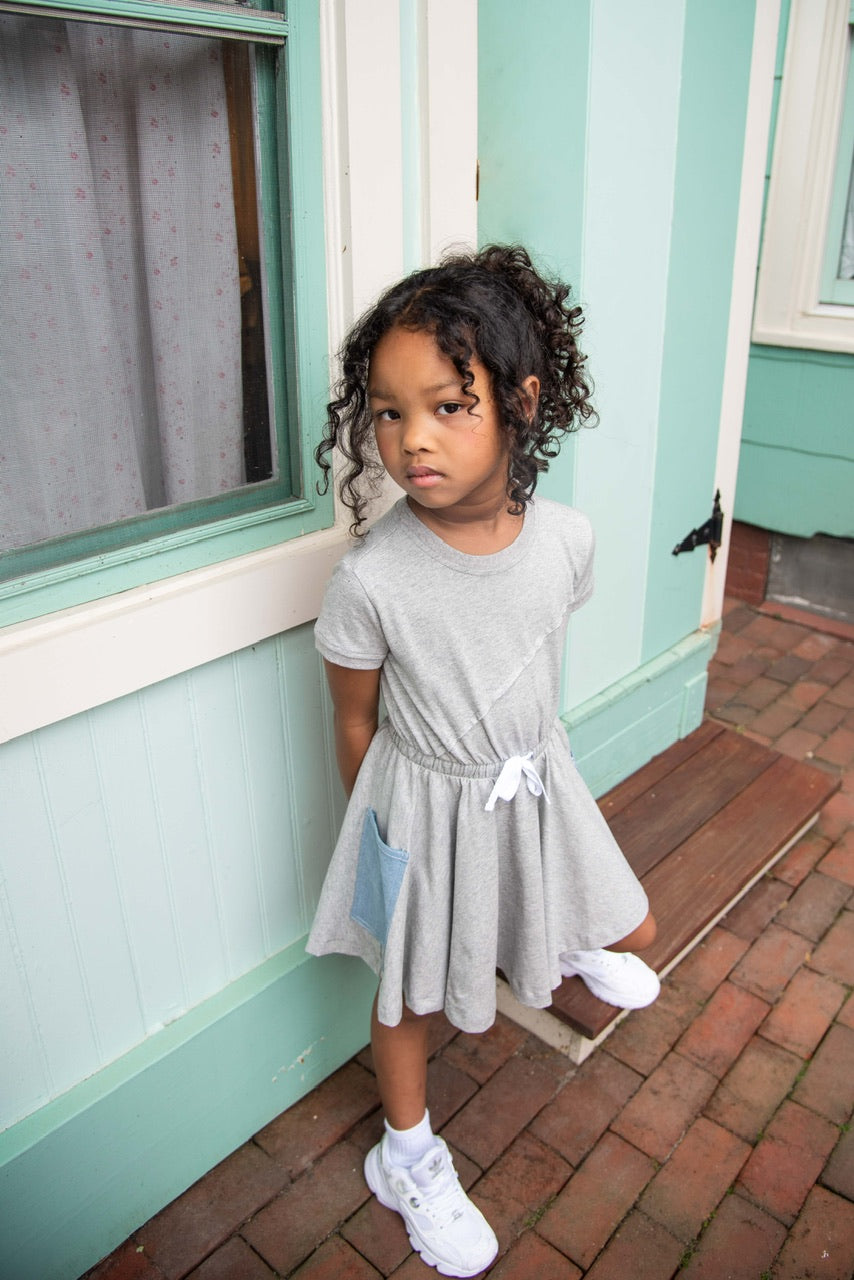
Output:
[{"xmin": 500, "ymin": 722, "xmax": 839, "ymax": 1057}]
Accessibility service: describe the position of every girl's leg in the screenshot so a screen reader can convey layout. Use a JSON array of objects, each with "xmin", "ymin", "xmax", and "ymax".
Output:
[
  {"xmin": 370, "ymin": 994, "xmax": 430, "ymax": 1130},
  {"xmin": 560, "ymin": 909, "xmax": 660, "ymax": 1009},
  {"xmin": 607, "ymin": 908, "xmax": 657, "ymax": 953},
  {"xmin": 365, "ymin": 994, "xmax": 499, "ymax": 1276}
]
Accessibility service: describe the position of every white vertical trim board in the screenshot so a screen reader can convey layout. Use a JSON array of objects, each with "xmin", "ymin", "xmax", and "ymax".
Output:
[
  {"xmin": 399, "ymin": 0, "xmax": 424, "ymax": 272},
  {"xmin": 336, "ymin": 0, "xmax": 405, "ymax": 319},
  {"xmin": 319, "ymin": 0, "xmax": 353, "ymax": 360},
  {"xmin": 421, "ymin": 0, "xmax": 478, "ymax": 261},
  {"xmin": 702, "ymin": 0, "xmax": 782, "ymax": 626}
]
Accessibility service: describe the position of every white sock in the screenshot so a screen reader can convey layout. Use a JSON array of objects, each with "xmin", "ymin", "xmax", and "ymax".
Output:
[{"xmin": 383, "ymin": 1109, "xmax": 435, "ymax": 1168}]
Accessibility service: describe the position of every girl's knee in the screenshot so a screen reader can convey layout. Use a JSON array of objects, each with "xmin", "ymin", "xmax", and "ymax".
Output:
[
  {"xmin": 632, "ymin": 911, "xmax": 657, "ymax": 951},
  {"xmin": 611, "ymin": 910, "xmax": 657, "ymax": 953}
]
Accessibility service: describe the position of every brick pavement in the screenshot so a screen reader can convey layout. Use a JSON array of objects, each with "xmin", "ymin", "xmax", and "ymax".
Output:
[{"xmin": 86, "ymin": 600, "xmax": 854, "ymax": 1280}]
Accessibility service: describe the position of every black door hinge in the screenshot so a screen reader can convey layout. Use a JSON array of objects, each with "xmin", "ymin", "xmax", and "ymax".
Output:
[{"xmin": 672, "ymin": 490, "xmax": 724, "ymax": 562}]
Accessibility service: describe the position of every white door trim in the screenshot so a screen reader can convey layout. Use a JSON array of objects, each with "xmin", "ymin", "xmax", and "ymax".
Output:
[{"xmin": 702, "ymin": 0, "xmax": 782, "ymax": 626}]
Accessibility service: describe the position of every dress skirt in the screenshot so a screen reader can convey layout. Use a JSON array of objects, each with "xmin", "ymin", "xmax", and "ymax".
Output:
[{"xmin": 306, "ymin": 716, "xmax": 650, "ymax": 1034}]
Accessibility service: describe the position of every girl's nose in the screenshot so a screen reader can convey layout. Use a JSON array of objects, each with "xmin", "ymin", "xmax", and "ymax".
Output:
[{"xmin": 401, "ymin": 414, "xmax": 433, "ymax": 454}]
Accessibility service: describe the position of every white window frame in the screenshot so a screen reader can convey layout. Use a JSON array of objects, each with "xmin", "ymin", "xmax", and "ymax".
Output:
[
  {"xmin": 0, "ymin": 0, "xmax": 478, "ymax": 744},
  {"xmin": 753, "ymin": 0, "xmax": 854, "ymax": 352},
  {"xmin": 1, "ymin": 0, "xmax": 339, "ymax": 625}
]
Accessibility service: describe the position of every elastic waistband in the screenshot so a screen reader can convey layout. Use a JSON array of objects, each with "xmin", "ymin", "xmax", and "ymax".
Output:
[{"xmin": 387, "ymin": 724, "xmax": 549, "ymax": 780}]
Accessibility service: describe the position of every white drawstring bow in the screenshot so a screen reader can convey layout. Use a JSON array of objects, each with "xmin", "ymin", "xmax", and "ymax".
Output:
[{"xmin": 484, "ymin": 753, "xmax": 549, "ymax": 812}]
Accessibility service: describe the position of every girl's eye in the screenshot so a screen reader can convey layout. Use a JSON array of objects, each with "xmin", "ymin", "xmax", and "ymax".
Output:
[
  {"xmin": 436, "ymin": 402, "xmax": 463, "ymax": 417},
  {"xmin": 374, "ymin": 408, "xmax": 399, "ymax": 423}
]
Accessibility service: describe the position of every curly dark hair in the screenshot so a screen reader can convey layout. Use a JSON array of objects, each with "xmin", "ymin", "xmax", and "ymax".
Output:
[{"xmin": 315, "ymin": 244, "xmax": 596, "ymax": 535}]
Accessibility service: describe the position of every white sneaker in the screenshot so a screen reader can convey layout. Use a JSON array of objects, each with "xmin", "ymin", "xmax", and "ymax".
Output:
[
  {"xmin": 364, "ymin": 1135, "xmax": 498, "ymax": 1278},
  {"xmin": 559, "ymin": 947, "xmax": 660, "ymax": 1009}
]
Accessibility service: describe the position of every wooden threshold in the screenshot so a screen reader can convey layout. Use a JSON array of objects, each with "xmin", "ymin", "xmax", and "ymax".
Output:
[{"xmin": 498, "ymin": 722, "xmax": 839, "ymax": 1062}]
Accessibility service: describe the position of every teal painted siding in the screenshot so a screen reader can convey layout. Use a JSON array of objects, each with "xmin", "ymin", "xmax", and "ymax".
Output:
[
  {"xmin": 738, "ymin": 346, "xmax": 854, "ymax": 537},
  {"xmin": 754, "ymin": 0, "xmax": 790, "ymax": 228}
]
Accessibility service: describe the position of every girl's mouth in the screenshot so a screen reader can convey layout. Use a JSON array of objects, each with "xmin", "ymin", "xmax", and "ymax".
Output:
[{"xmin": 407, "ymin": 467, "xmax": 443, "ymax": 487}]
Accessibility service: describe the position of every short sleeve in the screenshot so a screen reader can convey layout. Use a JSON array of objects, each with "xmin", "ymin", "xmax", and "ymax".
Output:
[{"xmin": 314, "ymin": 560, "xmax": 388, "ymax": 670}]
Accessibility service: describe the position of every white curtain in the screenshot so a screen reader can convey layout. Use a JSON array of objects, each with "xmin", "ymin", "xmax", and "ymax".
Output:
[{"xmin": 0, "ymin": 16, "xmax": 245, "ymax": 552}]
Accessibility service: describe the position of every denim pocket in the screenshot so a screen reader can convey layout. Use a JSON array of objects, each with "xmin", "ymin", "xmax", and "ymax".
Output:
[{"xmin": 350, "ymin": 808, "xmax": 410, "ymax": 947}]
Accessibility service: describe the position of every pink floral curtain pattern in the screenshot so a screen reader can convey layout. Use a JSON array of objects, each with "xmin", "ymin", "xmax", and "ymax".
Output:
[{"xmin": 0, "ymin": 15, "xmax": 245, "ymax": 553}]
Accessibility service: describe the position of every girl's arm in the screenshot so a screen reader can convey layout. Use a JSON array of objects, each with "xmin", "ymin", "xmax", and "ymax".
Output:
[{"xmin": 324, "ymin": 660, "xmax": 382, "ymax": 796}]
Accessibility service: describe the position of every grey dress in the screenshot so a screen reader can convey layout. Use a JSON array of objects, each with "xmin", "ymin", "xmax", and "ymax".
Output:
[{"xmin": 307, "ymin": 497, "xmax": 649, "ymax": 1033}]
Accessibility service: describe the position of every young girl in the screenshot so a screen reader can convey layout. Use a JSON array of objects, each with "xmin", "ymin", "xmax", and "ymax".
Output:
[{"xmin": 307, "ymin": 245, "xmax": 659, "ymax": 1277}]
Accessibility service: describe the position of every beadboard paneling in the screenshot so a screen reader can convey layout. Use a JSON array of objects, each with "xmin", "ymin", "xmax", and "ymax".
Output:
[{"xmin": 0, "ymin": 623, "xmax": 338, "ymax": 1130}]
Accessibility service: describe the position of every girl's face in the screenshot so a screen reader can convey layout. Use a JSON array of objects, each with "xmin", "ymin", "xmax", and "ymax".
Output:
[{"xmin": 368, "ymin": 326, "xmax": 513, "ymax": 526}]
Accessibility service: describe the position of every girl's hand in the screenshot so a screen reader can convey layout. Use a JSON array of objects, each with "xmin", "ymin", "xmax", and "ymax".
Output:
[{"xmin": 324, "ymin": 661, "xmax": 381, "ymax": 795}]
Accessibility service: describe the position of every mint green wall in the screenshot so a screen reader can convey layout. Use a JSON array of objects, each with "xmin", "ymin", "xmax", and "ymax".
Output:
[
  {"xmin": 479, "ymin": 0, "xmax": 756, "ymax": 687},
  {"xmin": 642, "ymin": 0, "xmax": 756, "ymax": 661},
  {"xmin": 568, "ymin": 0, "xmax": 685, "ymax": 702},
  {"xmin": 477, "ymin": 0, "xmax": 590, "ymax": 510},
  {"xmin": 737, "ymin": 0, "xmax": 854, "ymax": 540},
  {"xmin": 476, "ymin": 0, "xmax": 589, "ymax": 290}
]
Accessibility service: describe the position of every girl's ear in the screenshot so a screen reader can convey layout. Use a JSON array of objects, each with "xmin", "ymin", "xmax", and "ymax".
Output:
[{"xmin": 519, "ymin": 375, "xmax": 540, "ymax": 422}]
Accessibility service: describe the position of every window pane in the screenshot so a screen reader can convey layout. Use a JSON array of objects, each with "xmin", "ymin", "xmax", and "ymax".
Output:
[{"xmin": 0, "ymin": 13, "xmax": 275, "ymax": 554}]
